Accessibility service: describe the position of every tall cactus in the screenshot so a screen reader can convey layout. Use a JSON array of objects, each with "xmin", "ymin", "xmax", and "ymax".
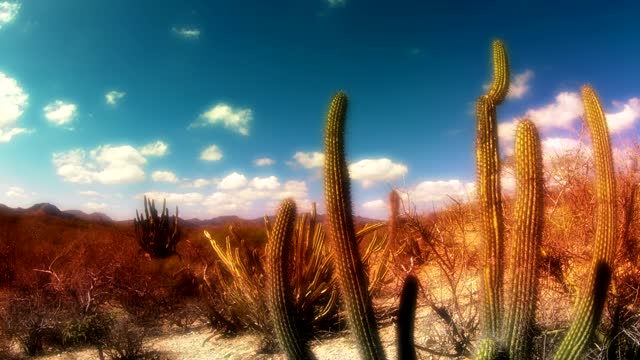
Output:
[
  {"xmin": 504, "ymin": 119, "xmax": 544, "ymax": 359},
  {"xmin": 476, "ymin": 93, "xmax": 505, "ymax": 339},
  {"xmin": 266, "ymin": 198, "xmax": 316, "ymax": 360},
  {"xmin": 487, "ymin": 40, "xmax": 510, "ymax": 104},
  {"xmin": 134, "ymin": 196, "xmax": 181, "ymax": 259},
  {"xmin": 476, "ymin": 40, "xmax": 510, "ymax": 341},
  {"xmin": 554, "ymin": 86, "xmax": 617, "ymax": 360},
  {"xmin": 323, "ymin": 92, "xmax": 386, "ymax": 359}
]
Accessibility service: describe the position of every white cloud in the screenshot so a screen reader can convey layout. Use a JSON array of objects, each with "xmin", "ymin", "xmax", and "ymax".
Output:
[
  {"xmin": 218, "ymin": 172, "xmax": 248, "ymax": 190},
  {"xmin": 139, "ymin": 140, "xmax": 169, "ymax": 157},
  {"xmin": 606, "ymin": 98, "xmax": 640, "ymax": 134},
  {"xmin": 362, "ymin": 199, "xmax": 386, "ymax": 210},
  {"xmin": 293, "ymin": 151, "xmax": 324, "ymax": 168},
  {"xmin": 181, "ymin": 178, "xmax": 211, "ymax": 189},
  {"xmin": 0, "ymin": 72, "xmax": 30, "ymax": 142},
  {"xmin": 85, "ymin": 202, "xmax": 108, "ymax": 211},
  {"xmin": 200, "ymin": 144, "xmax": 223, "ymax": 161},
  {"xmin": 251, "ymin": 176, "xmax": 280, "ymax": 190},
  {"xmin": 254, "ymin": 157, "xmax": 275, "ymax": 166},
  {"xmin": 105, "ymin": 90, "xmax": 126, "ymax": 105},
  {"xmin": 53, "ymin": 145, "xmax": 149, "ymax": 184},
  {"xmin": 173, "ymin": 27, "xmax": 201, "ymax": 38},
  {"xmin": 78, "ymin": 190, "xmax": 101, "ymax": 197},
  {"xmin": 407, "ymin": 179, "xmax": 474, "ymax": 205},
  {"xmin": 44, "ymin": 100, "xmax": 77, "ymax": 127},
  {"xmin": 542, "ymin": 137, "xmax": 583, "ymax": 158},
  {"xmin": 0, "ymin": 2, "xmax": 20, "ymax": 28},
  {"xmin": 5, "ymin": 185, "xmax": 25, "ymax": 198},
  {"xmin": 498, "ymin": 92, "xmax": 583, "ymax": 152},
  {"xmin": 327, "ymin": 0, "xmax": 346, "ymax": 7},
  {"xmin": 348, "ymin": 158, "xmax": 408, "ymax": 187},
  {"xmin": 152, "ymin": 170, "xmax": 179, "ymax": 183},
  {"xmin": 507, "ymin": 70, "xmax": 534, "ymax": 99},
  {"xmin": 142, "ymin": 191, "xmax": 204, "ymax": 207},
  {"xmin": 191, "ymin": 103, "xmax": 252, "ymax": 136}
]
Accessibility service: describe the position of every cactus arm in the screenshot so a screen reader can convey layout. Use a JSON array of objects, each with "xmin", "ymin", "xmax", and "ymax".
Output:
[
  {"xmin": 397, "ymin": 274, "xmax": 418, "ymax": 360},
  {"xmin": 487, "ymin": 40, "xmax": 510, "ymax": 104},
  {"xmin": 554, "ymin": 86, "xmax": 617, "ymax": 359},
  {"xmin": 323, "ymin": 92, "xmax": 386, "ymax": 359},
  {"xmin": 266, "ymin": 199, "xmax": 316, "ymax": 360},
  {"xmin": 476, "ymin": 94, "xmax": 505, "ymax": 339},
  {"xmin": 504, "ymin": 119, "xmax": 544, "ymax": 360}
]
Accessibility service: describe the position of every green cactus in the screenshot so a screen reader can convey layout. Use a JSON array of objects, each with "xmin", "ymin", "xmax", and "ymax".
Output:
[
  {"xmin": 323, "ymin": 91, "xmax": 386, "ymax": 360},
  {"xmin": 553, "ymin": 85, "xmax": 617, "ymax": 360},
  {"xmin": 397, "ymin": 274, "xmax": 418, "ymax": 360},
  {"xmin": 487, "ymin": 40, "xmax": 510, "ymax": 104},
  {"xmin": 504, "ymin": 119, "xmax": 544, "ymax": 360},
  {"xmin": 266, "ymin": 198, "xmax": 316, "ymax": 360},
  {"xmin": 476, "ymin": 93, "xmax": 505, "ymax": 340},
  {"xmin": 134, "ymin": 196, "xmax": 181, "ymax": 259}
]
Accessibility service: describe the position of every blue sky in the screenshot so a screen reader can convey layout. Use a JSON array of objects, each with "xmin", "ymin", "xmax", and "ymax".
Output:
[{"xmin": 0, "ymin": 0, "xmax": 639, "ymax": 220}]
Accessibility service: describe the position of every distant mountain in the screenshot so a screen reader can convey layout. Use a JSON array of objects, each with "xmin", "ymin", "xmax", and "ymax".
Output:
[
  {"xmin": 64, "ymin": 210, "xmax": 113, "ymax": 223},
  {"xmin": 25, "ymin": 203, "xmax": 75, "ymax": 219}
]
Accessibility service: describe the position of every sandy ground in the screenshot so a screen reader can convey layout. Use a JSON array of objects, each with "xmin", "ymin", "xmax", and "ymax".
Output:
[{"xmin": 33, "ymin": 303, "xmax": 453, "ymax": 360}]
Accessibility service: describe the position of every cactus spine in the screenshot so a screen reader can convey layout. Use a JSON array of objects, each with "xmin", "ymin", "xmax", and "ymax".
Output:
[
  {"xmin": 266, "ymin": 199, "xmax": 316, "ymax": 360},
  {"xmin": 504, "ymin": 119, "xmax": 544, "ymax": 359},
  {"xmin": 554, "ymin": 86, "xmax": 617, "ymax": 359},
  {"xmin": 323, "ymin": 92, "xmax": 386, "ymax": 359}
]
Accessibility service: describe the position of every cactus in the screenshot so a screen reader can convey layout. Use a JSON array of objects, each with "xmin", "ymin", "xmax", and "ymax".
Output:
[
  {"xmin": 397, "ymin": 274, "xmax": 418, "ymax": 360},
  {"xmin": 323, "ymin": 92, "xmax": 386, "ymax": 359},
  {"xmin": 476, "ymin": 93, "xmax": 505, "ymax": 339},
  {"xmin": 487, "ymin": 40, "xmax": 510, "ymax": 105},
  {"xmin": 134, "ymin": 196, "xmax": 181, "ymax": 259},
  {"xmin": 553, "ymin": 86, "xmax": 617, "ymax": 360},
  {"xmin": 504, "ymin": 119, "xmax": 544, "ymax": 359},
  {"xmin": 266, "ymin": 198, "xmax": 316, "ymax": 360}
]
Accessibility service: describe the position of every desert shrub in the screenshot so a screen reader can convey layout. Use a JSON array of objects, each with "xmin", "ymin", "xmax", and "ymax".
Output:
[
  {"xmin": 202, "ymin": 209, "xmax": 391, "ymax": 343},
  {"xmin": 104, "ymin": 318, "xmax": 161, "ymax": 360},
  {"xmin": 62, "ymin": 312, "xmax": 114, "ymax": 347}
]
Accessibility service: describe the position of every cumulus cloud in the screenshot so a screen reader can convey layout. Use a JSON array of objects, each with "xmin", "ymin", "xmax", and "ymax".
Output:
[
  {"xmin": 191, "ymin": 103, "xmax": 252, "ymax": 136},
  {"xmin": 348, "ymin": 158, "xmax": 408, "ymax": 187},
  {"xmin": 218, "ymin": 172, "xmax": 248, "ymax": 190},
  {"xmin": 406, "ymin": 179, "xmax": 475, "ymax": 205},
  {"xmin": 507, "ymin": 70, "xmax": 534, "ymax": 99},
  {"xmin": 142, "ymin": 191, "xmax": 204, "ymax": 207},
  {"xmin": 5, "ymin": 186, "xmax": 25, "ymax": 198},
  {"xmin": 139, "ymin": 140, "xmax": 169, "ymax": 157},
  {"xmin": 606, "ymin": 98, "xmax": 640, "ymax": 134},
  {"xmin": 293, "ymin": 151, "xmax": 324, "ymax": 168},
  {"xmin": 44, "ymin": 100, "xmax": 77, "ymax": 127},
  {"xmin": 152, "ymin": 170, "xmax": 179, "ymax": 183},
  {"xmin": 254, "ymin": 157, "xmax": 275, "ymax": 166},
  {"xmin": 52, "ymin": 144, "xmax": 150, "ymax": 184},
  {"xmin": 362, "ymin": 199, "xmax": 386, "ymax": 210},
  {"xmin": 200, "ymin": 145, "xmax": 223, "ymax": 161},
  {"xmin": 251, "ymin": 176, "xmax": 280, "ymax": 190},
  {"xmin": 105, "ymin": 90, "xmax": 126, "ymax": 105},
  {"xmin": 0, "ymin": 2, "xmax": 20, "ymax": 28},
  {"xmin": 173, "ymin": 27, "xmax": 201, "ymax": 38},
  {"xmin": 0, "ymin": 72, "xmax": 30, "ymax": 142},
  {"xmin": 181, "ymin": 178, "xmax": 211, "ymax": 189}
]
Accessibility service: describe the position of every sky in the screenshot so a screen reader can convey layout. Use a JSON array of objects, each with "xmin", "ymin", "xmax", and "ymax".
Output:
[{"xmin": 0, "ymin": 0, "xmax": 639, "ymax": 220}]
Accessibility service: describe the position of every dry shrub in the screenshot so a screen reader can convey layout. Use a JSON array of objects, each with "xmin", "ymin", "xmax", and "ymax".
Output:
[
  {"xmin": 202, "ymin": 209, "xmax": 392, "ymax": 345},
  {"xmin": 104, "ymin": 317, "xmax": 162, "ymax": 360}
]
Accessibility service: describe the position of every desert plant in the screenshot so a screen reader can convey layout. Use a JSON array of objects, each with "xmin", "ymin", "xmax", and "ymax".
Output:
[
  {"xmin": 134, "ymin": 196, "xmax": 181, "ymax": 259},
  {"xmin": 104, "ymin": 318, "xmax": 160, "ymax": 360},
  {"xmin": 473, "ymin": 39, "xmax": 617, "ymax": 360}
]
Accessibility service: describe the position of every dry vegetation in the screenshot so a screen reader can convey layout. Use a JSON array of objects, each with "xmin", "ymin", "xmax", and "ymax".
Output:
[{"xmin": 0, "ymin": 146, "xmax": 639, "ymax": 359}]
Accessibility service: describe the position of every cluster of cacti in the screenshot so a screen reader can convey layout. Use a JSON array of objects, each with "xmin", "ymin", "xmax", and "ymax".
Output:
[
  {"xmin": 208, "ymin": 40, "xmax": 619, "ymax": 360},
  {"xmin": 133, "ymin": 195, "xmax": 181, "ymax": 259},
  {"xmin": 474, "ymin": 41, "xmax": 617, "ymax": 360}
]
